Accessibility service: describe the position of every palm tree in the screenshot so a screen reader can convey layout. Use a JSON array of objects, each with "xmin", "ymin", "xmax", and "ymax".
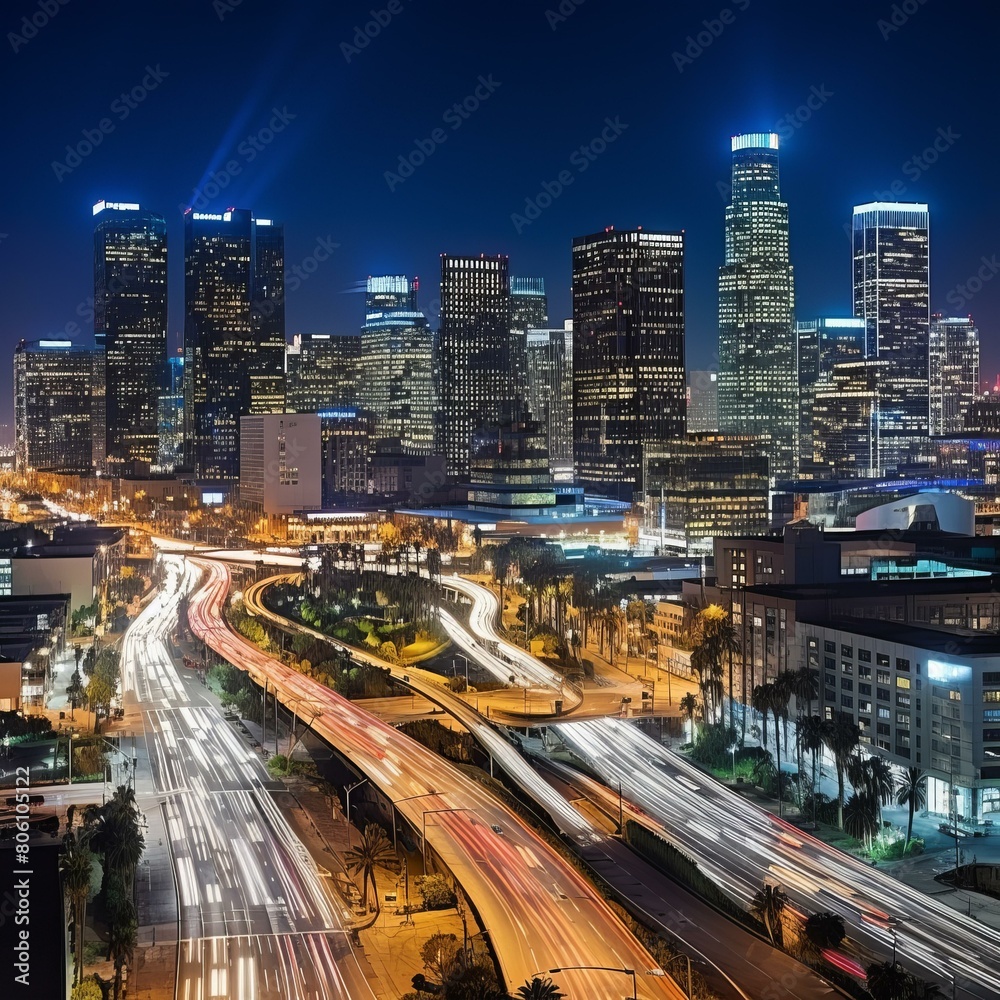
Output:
[
  {"xmin": 790, "ymin": 667, "xmax": 819, "ymax": 798},
  {"xmin": 896, "ymin": 767, "xmax": 927, "ymax": 847},
  {"xmin": 750, "ymin": 882, "xmax": 788, "ymax": 946},
  {"xmin": 867, "ymin": 755, "xmax": 896, "ymax": 825},
  {"xmin": 690, "ymin": 605, "xmax": 739, "ymax": 726},
  {"xmin": 804, "ymin": 911, "xmax": 846, "ymax": 952},
  {"xmin": 843, "ymin": 792, "xmax": 880, "ymax": 849},
  {"xmin": 60, "ymin": 832, "xmax": 94, "ymax": 985},
  {"xmin": 751, "ymin": 684, "xmax": 771, "ymax": 748},
  {"xmin": 865, "ymin": 961, "xmax": 916, "ymax": 1000},
  {"xmin": 679, "ymin": 693, "xmax": 698, "ymax": 740},
  {"xmin": 822, "ymin": 716, "xmax": 862, "ymax": 830},
  {"xmin": 344, "ymin": 823, "xmax": 398, "ymax": 912},
  {"xmin": 798, "ymin": 715, "xmax": 826, "ymax": 821},
  {"xmin": 108, "ymin": 906, "xmax": 137, "ymax": 1000},
  {"xmin": 516, "ymin": 976, "xmax": 566, "ymax": 999}
]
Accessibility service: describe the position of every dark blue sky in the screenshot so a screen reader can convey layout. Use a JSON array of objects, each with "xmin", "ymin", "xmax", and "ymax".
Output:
[{"xmin": 1, "ymin": 0, "xmax": 997, "ymax": 422}]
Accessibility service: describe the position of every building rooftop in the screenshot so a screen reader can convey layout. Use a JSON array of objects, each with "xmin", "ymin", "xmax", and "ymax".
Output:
[{"xmin": 798, "ymin": 616, "xmax": 1000, "ymax": 657}]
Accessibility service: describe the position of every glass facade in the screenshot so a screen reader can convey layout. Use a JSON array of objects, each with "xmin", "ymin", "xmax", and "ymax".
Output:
[
  {"xmin": 929, "ymin": 314, "xmax": 979, "ymax": 436},
  {"xmin": 510, "ymin": 276, "xmax": 548, "ymax": 404},
  {"xmin": 572, "ymin": 228, "xmax": 686, "ymax": 499},
  {"xmin": 525, "ymin": 325, "xmax": 573, "ymax": 481},
  {"xmin": 718, "ymin": 133, "xmax": 797, "ymax": 480},
  {"xmin": 93, "ymin": 202, "xmax": 168, "ymax": 472},
  {"xmin": 286, "ymin": 334, "xmax": 361, "ymax": 414}
]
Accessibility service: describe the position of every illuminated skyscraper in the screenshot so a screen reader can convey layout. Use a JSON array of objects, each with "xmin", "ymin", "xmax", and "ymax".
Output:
[
  {"xmin": 526, "ymin": 323, "xmax": 573, "ymax": 481},
  {"xmin": 852, "ymin": 202, "xmax": 931, "ymax": 471},
  {"xmin": 686, "ymin": 371, "xmax": 719, "ymax": 433},
  {"xmin": 510, "ymin": 277, "xmax": 547, "ymax": 404},
  {"xmin": 718, "ymin": 133, "xmax": 797, "ymax": 480},
  {"xmin": 929, "ymin": 314, "xmax": 979, "ymax": 436},
  {"xmin": 184, "ymin": 208, "xmax": 284, "ymax": 480},
  {"xmin": 360, "ymin": 276, "xmax": 435, "ymax": 454},
  {"xmin": 157, "ymin": 351, "xmax": 185, "ymax": 472},
  {"xmin": 285, "ymin": 334, "xmax": 360, "ymax": 413},
  {"xmin": 92, "ymin": 200, "xmax": 168, "ymax": 471},
  {"xmin": 439, "ymin": 254, "xmax": 512, "ymax": 477},
  {"xmin": 572, "ymin": 227, "xmax": 685, "ymax": 498},
  {"xmin": 14, "ymin": 339, "xmax": 95, "ymax": 474}
]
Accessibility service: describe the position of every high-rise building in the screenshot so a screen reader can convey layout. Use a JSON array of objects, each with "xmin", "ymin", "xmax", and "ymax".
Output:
[
  {"xmin": 718, "ymin": 133, "xmax": 797, "ymax": 480},
  {"xmin": 360, "ymin": 276, "xmax": 435, "ymax": 455},
  {"xmin": 796, "ymin": 318, "xmax": 866, "ymax": 470},
  {"xmin": 157, "ymin": 352, "xmax": 185, "ymax": 471},
  {"xmin": 249, "ymin": 218, "xmax": 286, "ymax": 415},
  {"xmin": 852, "ymin": 202, "xmax": 931, "ymax": 471},
  {"xmin": 572, "ymin": 227, "xmax": 685, "ymax": 499},
  {"xmin": 14, "ymin": 339, "xmax": 95, "ymax": 473},
  {"xmin": 439, "ymin": 254, "xmax": 512, "ymax": 478},
  {"xmin": 92, "ymin": 201, "xmax": 168, "ymax": 472},
  {"xmin": 686, "ymin": 371, "xmax": 719, "ymax": 434},
  {"xmin": 319, "ymin": 408, "xmax": 374, "ymax": 502},
  {"xmin": 526, "ymin": 323, "xmax": 573, "ymax": 481},
  {"xmin": 285, "ymin": 334, "xmax": 360, "ymax": 413},
  {"xmin": 930, "ymin": 314, "xmax": 979, "ymax": 436},
  {"xmin": 239, "ymin": 413, "xmax": 321, "ymax": 518},
  {"xmin": 810, "ymin": 360, "xmax": 885, "ymax": 478},
  {"xmin": 510, "ymin": 277, "xmax": 547, "ymax": 405},
  {"xmin": 184, "ymin": 208, "xmax": 284, "ymax": 481}
]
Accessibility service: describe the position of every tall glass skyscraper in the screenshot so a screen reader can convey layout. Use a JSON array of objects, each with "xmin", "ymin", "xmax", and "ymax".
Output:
[
  {"xmin": 285, "ymin": 334, "xmax": 360, "ymax": 413},
  {"xmin": 718, "ymin": 133, "xmax": 797, "ymax": 480},
  {"xmin": 572, "ymin": 227, "xmax": 685, "ymax": 499},
  {"xmin": 526, "ymin": 323, "xmax": 573, "ymax": 481},
  {"xmin": 184, "ymin": 208, "xmax": 284, "ymax": 480},
  {"xmin": 929, "ymin": 314, "xmax": 979, "ymax": 436},
  {"xmin": 360, "ymin": 276, "xmax": 435, "ymax": 455},
  {"xmin": 510, "ymin": 277, "xmax": 547, "ymax": 406},
  {"xmin": 439, "ymin": 254, "xmax": 512, "ymax": 477},
  {"xmin": 92, "ymin": 200, "xmax": 168, "ymax": 471},
  {"xmin": 852, "ymin": 201, "xmax": 930, "ymax": 472}
]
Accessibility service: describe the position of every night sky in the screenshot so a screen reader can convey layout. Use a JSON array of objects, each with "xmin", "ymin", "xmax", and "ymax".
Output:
[{"xmin": 1, "ymin": 0, "xmax": 997, "ymax": 425}]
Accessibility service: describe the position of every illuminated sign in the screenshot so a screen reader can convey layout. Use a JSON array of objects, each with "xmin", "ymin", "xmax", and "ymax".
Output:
[
  {"xmin": 191, "ymin": 212, "xmax": 233, "ymax": 222},
  {"xmin": 927, "ymin": 660, "xmax": 972, "ymax": 683},
  {"xmin": 731, "ymin": 132, "xmax": 779, "ymax": 152},
  {"xmin": 39, "ymin": 340, "xmax": 73, "ymax": 348},
  {"xmin": 201, "ymin": 491, "xmax": 225, "ymax": 505},
  {"xmin": 93, "ymin": 201, "xmax": 140, "ymax": 215},
  {"xmin": 318, "ymin": 409, "xmax": 358, "ymax": 420},
  {"xmin": 256, "ymin": 219, "xmax": 273, "ymax": 226},
  {"xmin": 822, "ymin": 318, "xmax": 865, "ymax": 328}
]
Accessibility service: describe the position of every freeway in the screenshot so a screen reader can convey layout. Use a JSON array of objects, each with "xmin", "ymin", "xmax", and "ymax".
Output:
[
  {"xmin": 554, "ymin": 718, "xmax": 1000, "ymax": 1000},
  {"xmin": 125, "ymin": 556, "xmax": 375, "ymax": 1000},
  {"xmin": 191, "ymin": 557, "xmax": 685, "ymax": 1000},
  {"xmin": 244, "ymin": 570, "xmax": 848, "ymax": 1000}
]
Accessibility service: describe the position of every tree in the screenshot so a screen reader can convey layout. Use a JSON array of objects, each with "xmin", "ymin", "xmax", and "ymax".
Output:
[
  {"xmin": 679, "ymin": 693, "xmax": 698, "ymax": 739},
  {"xmin": 822, "ymin": 715, "xmax": 862, "ymax": 829},
  {"xmin": 896, "ymin": 767, "xmax": 927, "ymax": 847},
  {"xmin": 690, "ymin": 604, "xmax": 738, "ymax": 725},
  {"xmin": 804, "ymin": 911, "xmax": 846, "ymax": 951},
  {"xmin": 66, "ymin": 668, "xmax": 87, "ymax": 722},
  {"xmin": 843, "ymin": 792, "xmax": 880, "ymax": 849},
  {"xmin": 750, "ymin": 882, "xmax": 788, "ymax": 946},
  {"xmin": 71, "ymin": 979, "xmax": 104, "ymax": 1000},
  {"xmin": 421, "ymin": 933, "xmax": 461, "ymax": 981},
  {"xmin": 797, "ymin": 715, "xmax": 826, "ymax": 821},
  {"xmin": 865, "ymin": 961, "xmax": 917, "ymax": 1000},
  {"xmin": 60, "ymin": 832, "xmax": 94, "ymax": 985},
  {"xmin": 344, "ymin": 823, "xmax": 398, "ymax": 912},
  {"xmin": 108, "ymin": 904, "xmax": 137, "ymax": 1000},
  {"xmin": 516, "ymin": 976, "xmax": 566, "ymax": 999},
  {"xmin": 751, "ymin": 684, "xmax": 771, "ymax": 748}
]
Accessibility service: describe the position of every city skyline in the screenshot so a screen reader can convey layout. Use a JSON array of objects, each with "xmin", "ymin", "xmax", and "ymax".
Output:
[{"xmin": 1, "ymin": 1, "xmax": 996, "ymax": 418}]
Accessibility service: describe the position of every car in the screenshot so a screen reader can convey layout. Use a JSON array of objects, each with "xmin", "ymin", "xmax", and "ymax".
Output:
[{"xmin": 490, "ymin": 824, "xmax": 503, "ymax": 835}]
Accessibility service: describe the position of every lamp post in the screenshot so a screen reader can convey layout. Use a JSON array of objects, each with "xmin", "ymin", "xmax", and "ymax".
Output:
[
  {"xmin": 663, "ymin": 954, "xmax": 694, "ymax": 999},
  {"xmin": 729, "ymin": 743, "xmax": 738, "ymax": 780},
  {"xmin": 454, "ymin": 653, "xmax": 470, "ymax": 689},
  {"xmin": 421, "ymin": 807, "xmax": 467, "ymax": 875},
  {"xmin": 345, "ymin": 777, "xmax": 369, "ymax": 839},
  {"xmin": 538, "ymin": 965, "xmax": 641, "ymax": 1000}
]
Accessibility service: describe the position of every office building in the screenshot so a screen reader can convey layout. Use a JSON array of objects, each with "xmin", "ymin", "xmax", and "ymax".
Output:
[
  {"xmin": 810, "ymin": 360, "xmax": 884, "ymax": 478},
  {"xmin": 852, "ymin": 202, "xmax": 931, "ymax": 471},
  {"xmin": 92, "ymin": 201, "xmax": 168, "ymax": 472},
  {"xmin": 439, "ymin": 254, "xmax": 512, "ymax": 478},
  {"xmin": 718, "ymin": 133, "xmax": 797, "ymax": 480},
  {"xmin": 184, "ymin": 208, "xmax": 283, "ymax": 481},
  {"xmin": 930, "ymin": 314, "xmax": 979, "ymax": 436},
  {"xmin": 796, "ymin": 318, "xmax": 866, "ymax": 470},
  {"xmin": 239, "ymin": 413, "xmax": 321, "ymax": 518},
  {"xmin": 320, "ymin": 408, "xmax": 375, "ymax": 502},
  {"xmin": 360, "ymin": 276, "xmax": 435, "ymax": 454},
  {"xmin": 572, "ymin": 227, "xmax": 686, "ymax": 499},
  {"xmin": 510, "ymin": 277, "xmax": 548, "ymax": 403},
  {"xmin": 286, "ymin": 334, "xmax": 361, "ymax": 413},
  {"xmin": 526, "ymin": 323, "xmax": 573, "ymax": 481},
  {"xmin": 686, "ymin": 370, "xmax": 719, "ymax": 433},
  {"xmin": 14, "ymin": 339, "xmax": 95, "ymax": 474},
  {"xmin": 157, "ymin": 352, "xmax": 185, "ymax": 472}
]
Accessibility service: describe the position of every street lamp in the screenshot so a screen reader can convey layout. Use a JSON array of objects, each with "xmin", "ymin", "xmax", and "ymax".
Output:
[
  {"xmin": 421, "ymin": 807, "xmax": 468, "ymax": 874},
  {"xmin": 940, "ymin": 733, "xmax": 965, "ymax": 871},
  {"xmin": 453, "ymin": 653, "xmax": 470, "ymax": 688},
  {"xmin": 662, "ymin": 954, "xmax": 694, "ymax": 999},
  {"xmin": 345, "ymin": 777, "xmax": 369, "ymax": 835},
  {"xmin": 729, "ymin": 743, "xmax": 738, "ymax": 780},
  {"xmin": 538, "ymin": 965, "xmax": 656, "ymax": 1000}
]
